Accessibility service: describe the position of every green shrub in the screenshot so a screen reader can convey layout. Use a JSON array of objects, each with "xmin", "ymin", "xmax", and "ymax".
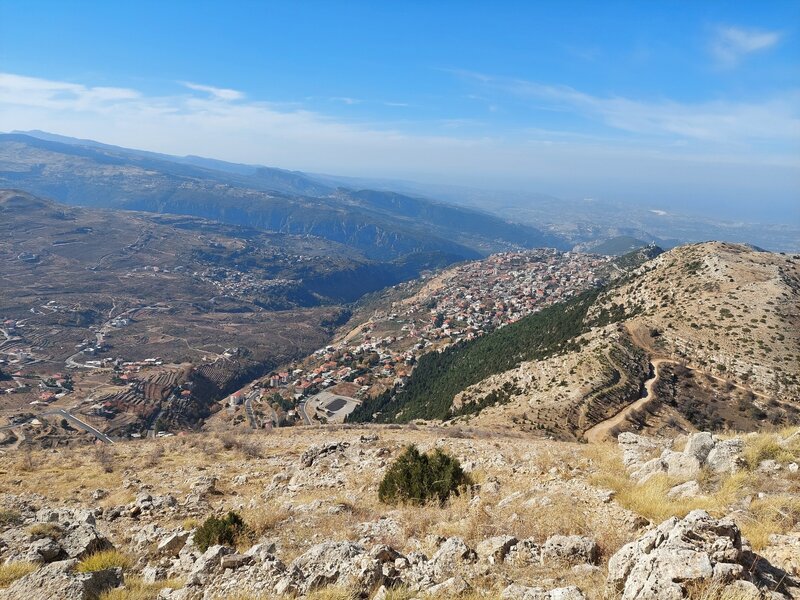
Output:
[
  {"xmin": 194, "ymin": 511, "xmax": 245, "ymax": 551},
  {"xmin": 378, "ymin": 445, "xmax": 470, "ymax": 505}
]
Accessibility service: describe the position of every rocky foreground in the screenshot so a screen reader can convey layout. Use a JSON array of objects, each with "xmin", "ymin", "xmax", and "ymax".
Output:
[{"xmin": 0, "ymin": 425, "xmax": 798, "ymax": 599}]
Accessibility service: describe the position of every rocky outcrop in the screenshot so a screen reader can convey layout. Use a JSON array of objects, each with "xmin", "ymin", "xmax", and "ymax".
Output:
[
  {"xmin": 619, "ymin": 432, "xmax": 745, "ymax": 483},
  {"xmin": 0, "ymin": 560, "xmax": 122, "ymax": 600},
  {"xmin": 300, "ymin": 441, "xmax": 350, "ymax": 468},
  {"xmin": 541, "ymin": 535, "xmax": 599, "ymax": 566},
  {"xmin": 1, "ymin": 508, "xmax": 114, "ymax": 565},
  {"xmin": 501, "ymin": 584, "xmax": 587, "ymax": 600},
  {"xmin": 607, "ymin": 510, "xmax": 800, "ymax": 599}
]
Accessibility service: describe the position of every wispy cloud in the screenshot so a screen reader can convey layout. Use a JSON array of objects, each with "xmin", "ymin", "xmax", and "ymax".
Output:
[
  {"xmin": 181, "ymin": 81, "xmax": 244, "ymax": 101},
  {"xmin": 710, "ymin": 25, "xmax": 782, "ymax": 68},
  {"xmin": 0, "ymin": 71, "xmax": 797, "ymax": 210},
  {"xmin": 329, "ymin": 96, "xmax": 361, "ymax": 105},
  {"xmin": 456, "ymin": 71, "xmax": 800, "ymax": 146},
  {"xmin": 0, "ymin": 72, "xmax": 140, "ymax": 110}
]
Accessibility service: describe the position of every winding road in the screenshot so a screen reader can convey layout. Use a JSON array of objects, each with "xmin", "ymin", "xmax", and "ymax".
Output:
[
  {"xmin": 583, "ymin": 359, "xmax": 666, "ymax": 444},
  {"xmin": 0, "ymin": 410, "xmax": 114, "ymax": 444}
]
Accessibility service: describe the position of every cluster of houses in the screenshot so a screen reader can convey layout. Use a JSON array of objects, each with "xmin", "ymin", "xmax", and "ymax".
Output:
[
  {"xmin": 194, "ymin": 266, "xmax": 300, "ymax": 299},
  {"xmin": 262, "ymin": 249, "xmax": 611, "ymax": 407}
]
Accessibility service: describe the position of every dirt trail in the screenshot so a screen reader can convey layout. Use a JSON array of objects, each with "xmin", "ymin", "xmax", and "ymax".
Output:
[
  {"xmin": 584, "ymin": 358, "xmax": 667, "ymax": 443},
  {"xmin": 584, "ymin": 322, "xmax": 774, "ymax": 443}
]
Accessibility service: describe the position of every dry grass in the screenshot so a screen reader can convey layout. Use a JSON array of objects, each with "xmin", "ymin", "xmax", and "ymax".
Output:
[
  {"xmin": 586, "ymin": 446, "xmax": 720, "ymax": 522},
  {"xmin": 306, "ymin": 586, "xmax": 358, "ymax": 600},
  {"xmin": 28, "ymin": 522, "xmax": 63, "ymax": 539},
  {"xmin": 685, "ymin": 579, "xmax": 763, "ymax": 600},
  {"xmin": 99, "ymin": 576, "xmax": 184, "ymax": 600},
  {"xmin": 0, "ymin": 562, "xmax": 37, "ymax": 588},
  {"xmin": 586, "ymin": 430, "xmax": 800, "ymax": 551},
  {"xmin": 0, "ymin": 509, "xmax": 22, "ymax": 526},
  {"xmin": 743, "ymin": 432, "xmax": 797, "ymax": 470},
  {"xmin": 738, "ymin": 493, "xmax": 800, "ymax": 550},
  {"xmin": 76, "ymin": 549, "xmax": 133, "ymax": 573}
]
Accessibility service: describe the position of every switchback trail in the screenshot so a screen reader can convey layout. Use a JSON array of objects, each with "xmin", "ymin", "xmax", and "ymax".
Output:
[{"xmin": 583, "ymin": 358, "xmax": 667, "ymax": 444}]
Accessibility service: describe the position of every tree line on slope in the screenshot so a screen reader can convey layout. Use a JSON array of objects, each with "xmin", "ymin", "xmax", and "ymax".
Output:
[{"xmin": 347, "ymin": 289, "xmax": 604, "ymax": 423}]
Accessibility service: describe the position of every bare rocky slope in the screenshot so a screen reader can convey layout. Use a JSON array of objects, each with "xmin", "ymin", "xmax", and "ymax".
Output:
[{"xmin": 0, "ymin": 425, "xmax": 799, "ymax": 599}]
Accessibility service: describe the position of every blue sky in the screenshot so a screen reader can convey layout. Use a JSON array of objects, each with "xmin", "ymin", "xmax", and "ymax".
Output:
[{"xmin": 0, "ymin": 1, "xmax": 798, "ymax": 222}]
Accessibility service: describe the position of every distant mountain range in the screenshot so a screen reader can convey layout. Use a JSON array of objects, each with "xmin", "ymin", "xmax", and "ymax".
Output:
[{"xmin": 0, "ymin": 132, "xmax": 568, "ymax": 266}]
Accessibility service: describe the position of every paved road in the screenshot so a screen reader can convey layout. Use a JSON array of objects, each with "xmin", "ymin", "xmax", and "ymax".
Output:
[
  {"xmin": 297, "ymin": 401, "xmax": 312, "ymax": 425},
  {"xmin": 43, "ymin": 409, "xmax": 114, "ymax": 444},
  {"xmin": 244, "ymin": 395, "xmax": 259, "ymax": 429},
  {"xmin": 0, "ymin": 408, "xmax": 114, "ymax": 443}
]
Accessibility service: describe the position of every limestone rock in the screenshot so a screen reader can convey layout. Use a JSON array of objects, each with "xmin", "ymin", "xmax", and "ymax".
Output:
[
  {"xmin": 476, "ymin": 535, "xmax": 518, "ymax": 564},
  {"xmin": 606, "ymin": 510, "xmax": 798, "ymax": 600},
  {"xmin": 26, "ymin": 537, "xmax": 62, "ymax": 563},
  {"xmin": 666, "ymin": 480, "xmax": 702, "ymax": 500},
  {"xmin": 300, "ymin": 442, "xmax": 350, "ymax": 468},
  {"xmin": 0, "ymin": 559, "xmax": 122, "ymax": 600},
  {"xmin": 157, "ymin": 531, "xmax": 190, "ymax": 557},
  {"xmin": 501, "ymin": 584, "xmax": 586, "ymax": 600},
  {"xmin": 59, "ymin": 523, "xmax": 114, "ymax": 560},
  {"xmin": 288, "ymin": 541, "xmax": 381, "ymax": 594},
  {"xmin": 542, "ymin": 535, "xmax": 599, "ymax": 566},
  {"xmin": 706, "ymin": 439, "xmax": 745, "ymax": 474},
  {"xmin": 684, "ymin": 432, "xmax": 715, "ymax": 463}
]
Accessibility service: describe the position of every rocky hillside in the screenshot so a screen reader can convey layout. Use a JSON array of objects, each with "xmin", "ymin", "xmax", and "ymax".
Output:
[
  {"xmin": 0, "ymin": 425, "xmax": 798, "ymax": 599},
  {"xmin": 379, "ymin": 242, "xmax": 799, "ymax": 440},
  {"xmin": 594, "ymin": 242, "xmax": 800, "ymax": 397}
]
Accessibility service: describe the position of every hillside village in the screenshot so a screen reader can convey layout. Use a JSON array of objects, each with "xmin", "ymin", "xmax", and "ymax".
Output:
[{"xmin": 244, "ymin": 250, "xmax": 612, "ymax": 426}]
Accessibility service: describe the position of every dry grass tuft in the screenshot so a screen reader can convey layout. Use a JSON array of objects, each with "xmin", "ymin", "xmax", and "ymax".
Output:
[
  {"xmin": 685, "ymin": 579, "xmax": 762, "ymax": 600},
  {"xmin": 99, "ymin": 576, "xmax": 184, "ymax": 600},
  {"xmin": 0, "ymin": 509, "xmax": 22, "ymax": 526},
  {"xmin": 587, "ymin": 449, "xmax": 718, "ymax": 522},
  {"xmin": 0, "ymin": 562, "xmax": 37, "ymax": 588},
  {"xmin": 306, "ymin": 586, "xmax": 358, "ymax": 600},
  {"xmin": 76, "ymin": 549, "xmax": 133, "ymax": 573},
  {"xmin": 28, "ymin": 522, "xmax": 63, "ymax": 540},
  {"xmin": 240, "ymin": 505, "xmax": 291, "ymax": 543},
  {"xmin": 743, "ymin": 433, "xmax": 795, "ymax": 470},
  {"xmin": 586, "ymin": 431, "xmax": 800, "ymax": 552},
  {"xmin": 738, "ymin": 493, "xmax": 800, "ymax": 550}
]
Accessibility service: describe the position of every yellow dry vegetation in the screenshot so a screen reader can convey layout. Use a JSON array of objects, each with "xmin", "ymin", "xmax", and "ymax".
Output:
[
  {"xmin": 0, "ymin": 561, "xmax": 37, "ymax": 588},
  {"xmin": 587, "ymin": 428, "xmax": 800, "ymax": 550},
  {"xmin": 99, "ymin": 576, "xmax": 184, "ymax": 600},
  {"xmin": 76, "ymin": 549, "xmax": 133, "ymax": 573}
]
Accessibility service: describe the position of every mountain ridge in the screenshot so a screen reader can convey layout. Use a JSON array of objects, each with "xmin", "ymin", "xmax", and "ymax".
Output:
[{"xmin": 0, "ymin": 133, "xmax": 568, "ymax": 263}]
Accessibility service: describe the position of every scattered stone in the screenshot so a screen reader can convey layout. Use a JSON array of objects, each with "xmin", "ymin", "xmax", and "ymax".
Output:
[
  {"xmin": 141, "ymin": 565, "xmax": 166, "ymax": 584},
  {"xmin": 157, "ymin": 531, "xmax": 190, "ymax": 557},
  {"xmin": 542, "ymin": 535, "xmax": 599, "ymax": 566},
  {"xmin": 476, "ymin": 535, "xmax": 518, "ymax": 564},
  {"xmin": 59, "ymin": 523, "xmax": 114, "ymax": 560},
  {"xmin": 501, "ymin": 584, "xmax": 586, "ymax": 600},
  {"xmin": 220, "ymin": 552, "xmax": 251, "ymax": 570},
  {"xmin": 706, "ymin": 439, "xmax": 745, "ymax": 474},
  {"xmin": 0, "ymin": 559, "xmax": 122, "ymax": 600},
  {"xmin": 300, "ymin": 442, "xmax": 350, "ymax": 468},
  {"xmin": 666, "ymin": 480, "xmax": 702, "ymax": 500}
]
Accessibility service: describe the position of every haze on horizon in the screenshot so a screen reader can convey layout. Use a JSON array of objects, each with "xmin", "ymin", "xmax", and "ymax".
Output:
[{"xmin": 0, "ymin": 1, "xmax": 798, "ymax": 225}]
